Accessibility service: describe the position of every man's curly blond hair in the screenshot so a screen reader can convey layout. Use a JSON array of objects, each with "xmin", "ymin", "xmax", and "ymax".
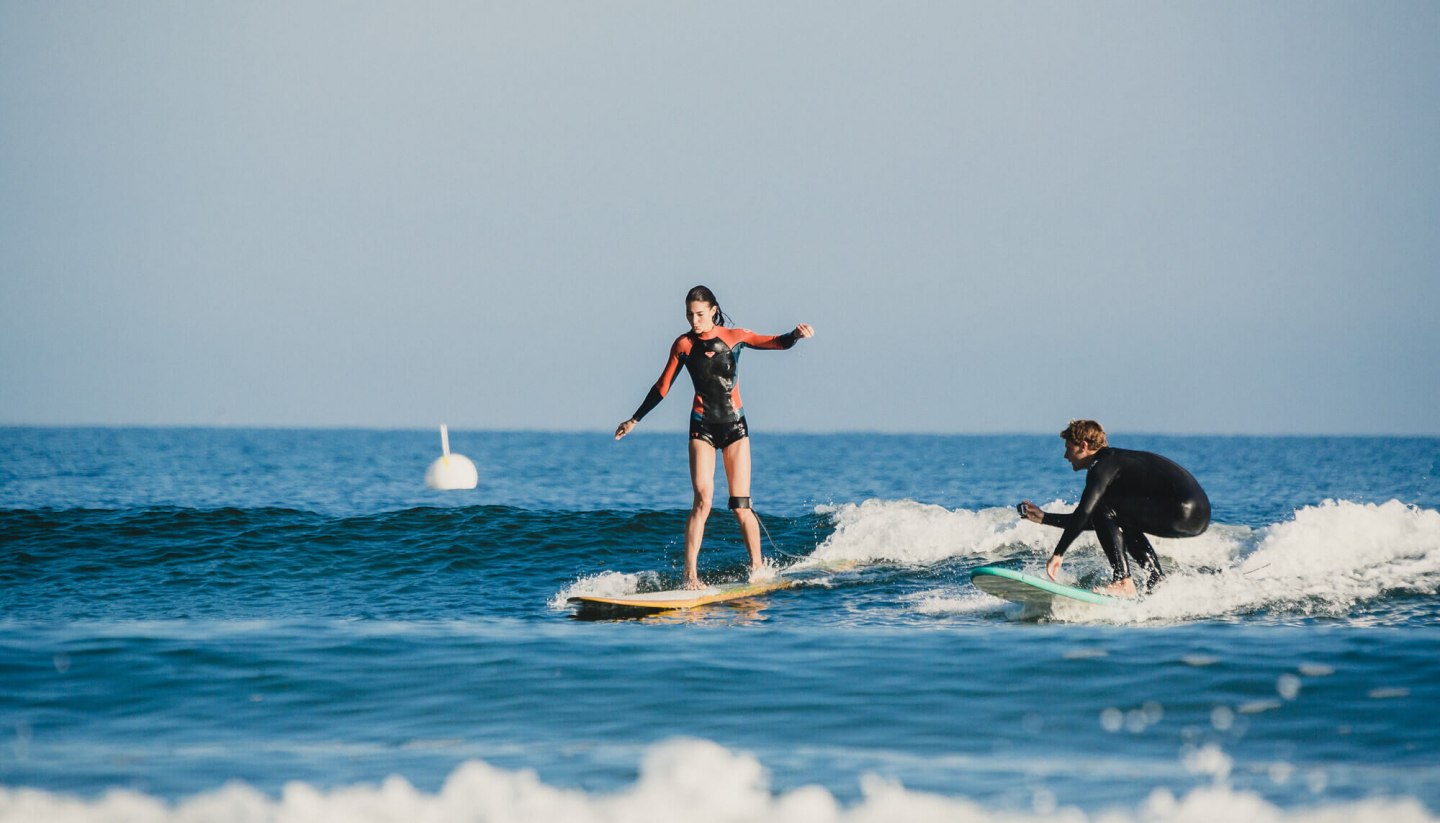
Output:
[{"xmin": 1060, "ymin": 419, "xmax": 1108, "ymax": 449}]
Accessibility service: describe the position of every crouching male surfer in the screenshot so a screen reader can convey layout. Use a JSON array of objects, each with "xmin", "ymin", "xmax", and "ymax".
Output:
[{"xmin": 1018, "ymin": 419, "xmax": 1210, "ymax": 597}]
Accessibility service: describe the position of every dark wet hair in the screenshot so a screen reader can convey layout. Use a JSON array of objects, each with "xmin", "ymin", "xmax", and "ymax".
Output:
[{"xmin": 685, "ymin": 285, "xmax": 729, "ymax": 326}]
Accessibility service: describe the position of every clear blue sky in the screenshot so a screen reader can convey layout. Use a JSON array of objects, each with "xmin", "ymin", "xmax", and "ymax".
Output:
[{"xmin": 2, "ymin": 3, "xmax": 1437, "ymax": 434}]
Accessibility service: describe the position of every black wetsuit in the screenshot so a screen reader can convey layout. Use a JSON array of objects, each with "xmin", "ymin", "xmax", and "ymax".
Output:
[{"xmin": 1042, "ymin": 447, "xmax": 1210, "ymax": 590}]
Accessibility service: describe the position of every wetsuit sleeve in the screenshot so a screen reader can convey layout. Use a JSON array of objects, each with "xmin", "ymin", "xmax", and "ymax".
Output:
[
  {"xmin": 1050, "ymin": 460, "xmax": 1118, "ymax": 557},
  {"xmin": 630, "ymin": 338, "xmax": 686, "ymax": 422},
  {"xmin": 630, "ymin": 386, "xmax": 666, "ymax": 423},
  {"xmin": 732, "ymin": 328, "xmax": 800, "ymax": 350},
  {"xmin": 1041, "ymin": 512, "xmax": 1076, "ymax": 529}
]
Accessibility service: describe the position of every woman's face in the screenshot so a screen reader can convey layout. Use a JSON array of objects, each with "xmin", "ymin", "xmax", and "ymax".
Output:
[{"xmin": 686, "ymin": 300, "xmax": 717, "ymax": 334}]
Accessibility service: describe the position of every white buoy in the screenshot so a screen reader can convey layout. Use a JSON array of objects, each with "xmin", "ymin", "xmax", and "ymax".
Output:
[{"xmin": 425, "ymin": 424, "xmax": 478, "ymax": 490}]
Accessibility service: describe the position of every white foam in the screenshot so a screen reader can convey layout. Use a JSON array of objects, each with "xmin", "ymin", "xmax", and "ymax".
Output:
[
  {"xmin": 1, "ymin": 738, "xmax": 1434, "ymax": 823},
  {"xmin": 1115, "ymin": 499, "xmax": 1440, "ymax": 624},
  {"xmin": 749, "ymin": 558, "xmax": 782, "ymax": 582},
  {"xmin": 1241, "ymin": 499, "xmax": 1440, "ymax": 593},
  {"xmin": 908, "ymin": 587, "xmax": 1011, "ymax": 618},
  {"xmin": 804, "ymin": 499, "xmax": 1249, "ymax": 573},
  {"xmin": 802, "ymin": 499, "xmax": 1032, "ymax": 567},
  {"xmin": 547, "ymin": 570, "xmax": 660, "ymax": 611}
]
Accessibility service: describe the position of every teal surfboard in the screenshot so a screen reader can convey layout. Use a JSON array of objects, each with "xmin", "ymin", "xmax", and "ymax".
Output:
[{"xmin": 970, "ymin": 566, "xmax": 1118, "ymax": 607}]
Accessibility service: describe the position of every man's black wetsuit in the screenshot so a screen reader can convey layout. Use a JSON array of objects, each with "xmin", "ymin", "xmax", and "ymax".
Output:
[{"xmin": 1042, "ymin": 447, "xmax": 1211, "ymax": 590}]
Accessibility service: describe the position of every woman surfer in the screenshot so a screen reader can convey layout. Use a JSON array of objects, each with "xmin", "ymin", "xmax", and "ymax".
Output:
[{"xmin": 615, "ymin": 285, "xmax": 814, "ymax": 589}]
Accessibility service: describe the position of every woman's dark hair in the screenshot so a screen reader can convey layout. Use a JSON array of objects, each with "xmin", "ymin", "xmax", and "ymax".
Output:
[{"xmin": 685, "ymin": 285, "xmax": 729, "ymax": 326}]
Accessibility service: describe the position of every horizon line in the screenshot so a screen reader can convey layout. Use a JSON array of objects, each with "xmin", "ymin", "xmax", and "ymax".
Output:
[{"xmin": 2, "ymin": 423, "xmax": 1437, "ymax": 439}]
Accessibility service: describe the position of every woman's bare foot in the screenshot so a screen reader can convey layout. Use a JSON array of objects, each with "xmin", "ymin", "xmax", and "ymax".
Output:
[
  {"xmin": 1095, "ymin": 578, "xmax": 1139, "ymax": 597},
  {"xmin": 682, "ymin": 577, "xmax": 705, "ymax": 590}
]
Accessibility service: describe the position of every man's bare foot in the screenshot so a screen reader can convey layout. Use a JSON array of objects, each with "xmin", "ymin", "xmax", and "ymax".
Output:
[
  {"xmin": 748, "ymin": 564, "xmax": 776, "ymax": 583},
  {"xmin": 682, "ymin": 577, "xmax": 705, "ymax": 590},
  {"xmin": 1095, "ymin": 578, "xmax": 1138, "ymax": 597}
]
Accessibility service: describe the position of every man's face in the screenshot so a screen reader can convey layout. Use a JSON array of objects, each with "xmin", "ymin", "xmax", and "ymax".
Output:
[{"xmin": 1064, "ymin": 438, "xmax": 1099, "ymax": 471}]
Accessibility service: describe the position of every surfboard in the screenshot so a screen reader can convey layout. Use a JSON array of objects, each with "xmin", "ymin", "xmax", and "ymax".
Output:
[
  {"xmin": 970, "ymin": 565, "xmax": 1118, "ymax": 608},
  {"xmin": 568, "ymin": 578, "xmax": 794, "ymax": 617}
]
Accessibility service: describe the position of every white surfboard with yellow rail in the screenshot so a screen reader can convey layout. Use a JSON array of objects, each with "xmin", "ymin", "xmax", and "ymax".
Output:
[{"xmin": 567, "ymin": 578, "xmax": 793, "ymax": 617}]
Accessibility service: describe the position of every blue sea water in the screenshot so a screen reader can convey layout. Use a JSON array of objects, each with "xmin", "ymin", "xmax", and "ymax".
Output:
[{"xmin": 2, "ymin": 427, "xmax": 1439, "ymax": 822}]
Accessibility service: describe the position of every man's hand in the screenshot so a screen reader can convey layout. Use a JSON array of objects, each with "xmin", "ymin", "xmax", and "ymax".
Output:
[
  {"xmin": 1018, "ymin": 500, "xmax": 1043, "ymax": 523},
  {"xmin": 1046, "ymin": 553, "xmax": 1064, "ymax": 582}
]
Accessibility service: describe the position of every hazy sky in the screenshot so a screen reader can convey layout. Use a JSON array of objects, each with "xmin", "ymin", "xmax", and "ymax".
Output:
[{"xmin": 3, "ymin": 3, "xmax": 1437, "ymax": 434}]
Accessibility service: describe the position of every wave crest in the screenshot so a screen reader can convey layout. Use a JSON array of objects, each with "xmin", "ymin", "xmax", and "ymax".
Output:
[
  {"xmin": 802, "ymin": 498, "xmax": 1440, "ymax": 623},
  {"xmin": 1, "ymin": 737, "xmax": 1433, "ymax": 823}
]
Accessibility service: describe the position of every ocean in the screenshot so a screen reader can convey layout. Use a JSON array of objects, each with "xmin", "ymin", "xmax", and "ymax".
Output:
[{"xmin": 1, "ymin": 427, "xmax": 1438, "ymax": 822}]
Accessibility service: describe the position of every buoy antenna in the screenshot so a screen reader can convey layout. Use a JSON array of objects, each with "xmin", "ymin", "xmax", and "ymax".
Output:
[{"xmin": 425, "ymin": 424, "xmax": 478, "ymax": 490}]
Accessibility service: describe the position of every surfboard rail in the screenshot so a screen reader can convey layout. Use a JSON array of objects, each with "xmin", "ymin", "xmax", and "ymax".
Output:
[
  {"xmin": 969, "ymin": 565, "xmax": 1118, "ymax": 607},
  {"xmin": 567, "ymin": 578, "xmax": 794, "ymax": 617}
]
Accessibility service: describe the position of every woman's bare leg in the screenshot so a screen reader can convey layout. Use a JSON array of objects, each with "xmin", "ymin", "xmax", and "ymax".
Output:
[
  {"xmin": 685, "ymin": 438, "xmax": 716, "ymax": 589},
  {"xmin": 721, "ymin": 437, "xmax": 763, "ymax": 575}
]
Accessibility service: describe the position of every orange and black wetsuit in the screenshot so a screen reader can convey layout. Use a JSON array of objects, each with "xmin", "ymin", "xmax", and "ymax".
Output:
[
  {"xmin": 1041, "ymin": 447, "xmax": 1211, "ymax": 591},
  {"xmin": 630, "ymin": 326, "xmax": 800, "ymax": 449}
]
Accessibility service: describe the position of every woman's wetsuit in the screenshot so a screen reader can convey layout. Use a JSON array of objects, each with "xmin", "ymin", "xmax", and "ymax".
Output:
[
  {"xmin": 630, "ymin": 326, "xmax": 800, "ymax": 449},
  {"xmin": 1041, "ymin": 447, "xmax": 1211, "ymax": 590}
]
